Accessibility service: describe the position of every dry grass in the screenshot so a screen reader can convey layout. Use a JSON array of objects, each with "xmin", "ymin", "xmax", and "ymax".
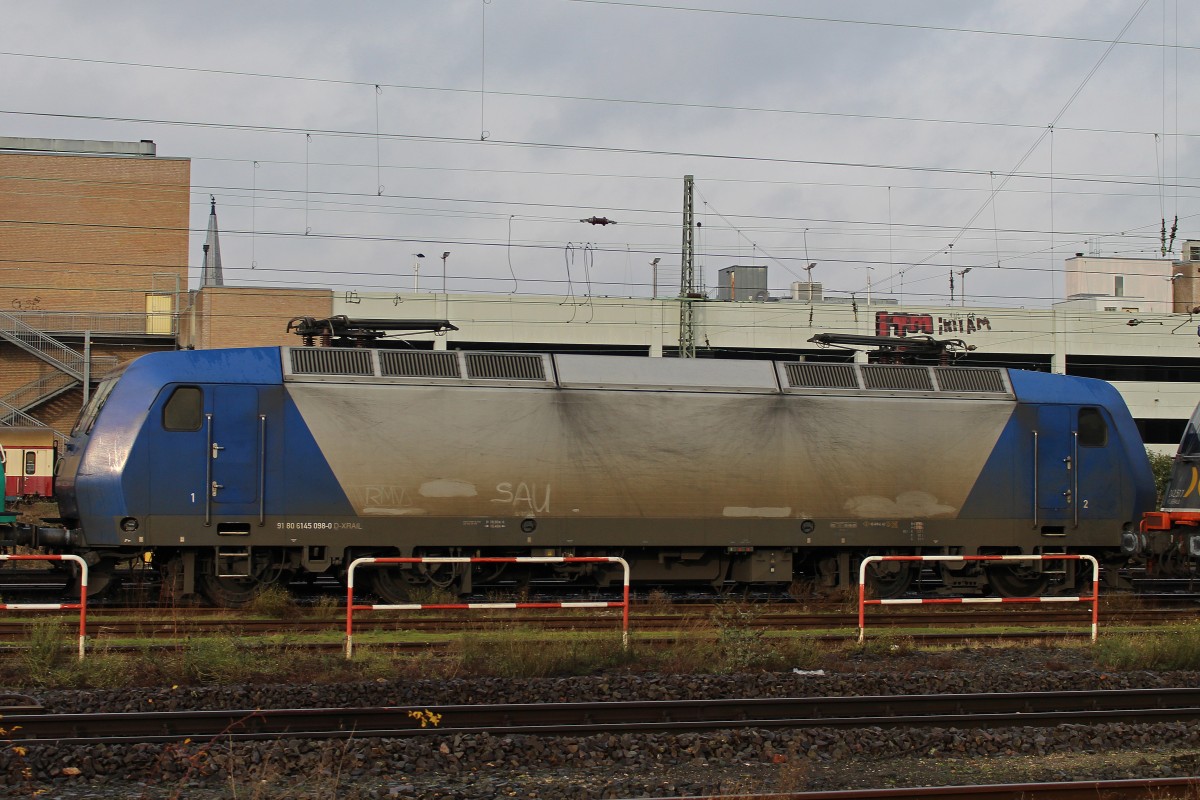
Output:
[{"xmin": 1094, "ymin": 622, "xmax": 1200, "ymax": 670}]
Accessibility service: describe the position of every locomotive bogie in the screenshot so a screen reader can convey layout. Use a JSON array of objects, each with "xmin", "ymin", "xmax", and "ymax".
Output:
[{"xmin": 43, "ymin": 347, "xmax": 1155, "ymax": 606}]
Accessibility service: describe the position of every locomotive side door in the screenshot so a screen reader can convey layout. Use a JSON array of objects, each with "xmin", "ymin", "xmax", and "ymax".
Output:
[
  {"xmin": 208, "ymin": 385, "xmax": 261, "ymax": 515},
  {"xmin": 1035, "ymin": 405, "xmax": 1073, "ymax": 520},
  {"xmin": 148, "ymin": 384, "xmax": 261, "ymax": 533},
  {"xmin": 1073, "ymin": 406, "xmax": 1117, "ymax": 522}
]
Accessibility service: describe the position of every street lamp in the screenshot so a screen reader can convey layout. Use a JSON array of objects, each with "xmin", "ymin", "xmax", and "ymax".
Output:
[
  {"xmin": 957, "ymin": 268, "xmax": 972, "ymax": 307},
  {"xmin": 442, "ymin": 251, "xmax": 450, "ymax": 294},
  {"xmin": 412, "ymin": 253, "xmax": 425, "ymax": 292},
  {"xmin": 650, "ymin": 258, "xmax": 660, "ymax": 299}
]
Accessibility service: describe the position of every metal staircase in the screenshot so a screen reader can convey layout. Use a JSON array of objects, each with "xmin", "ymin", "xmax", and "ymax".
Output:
[
  {"xmin": 0, "ymin": 311, "xmax": 90, "ymax": 380},
  {"xmin": 0, "ymin": 311, "xmax": 118, "ymax": 434}
]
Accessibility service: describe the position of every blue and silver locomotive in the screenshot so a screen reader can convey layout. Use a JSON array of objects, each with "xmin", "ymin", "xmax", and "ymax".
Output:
[{"xmin": 27, "ymin": 333, "xmax": 1155, "ymax": 605}]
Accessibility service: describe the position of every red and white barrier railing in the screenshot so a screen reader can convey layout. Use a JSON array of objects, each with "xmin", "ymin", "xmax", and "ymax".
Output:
[
  {"xmin": 0, "ymin": 554, "xmax": 88, "ymax": 659},
  {"xmin": 345, "ymin": 556, "xmax": 631, "ymax": 659},
  {"xmin": 858, "ymin": 554, "xmax": 1100, "ymax": 643}
]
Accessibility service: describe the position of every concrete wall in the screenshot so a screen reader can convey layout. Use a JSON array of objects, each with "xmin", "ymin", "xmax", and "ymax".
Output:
[
  {"xmin": 1064, "ymin": 255, "xmax": 1176, "ymax": 312},
  {"xmin": 333, "ymin": 291, "xmax": 1200, "ymax": 360}
]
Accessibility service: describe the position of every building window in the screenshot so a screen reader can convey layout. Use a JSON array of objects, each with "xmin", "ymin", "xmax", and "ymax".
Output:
[
  {"xmin": 1114, "ymin": 276, "xmax": 1124, "ymax": 297},
  {"xmin": 1190, "ymin": 246, "xmax": 1199, "ymax": 261}
]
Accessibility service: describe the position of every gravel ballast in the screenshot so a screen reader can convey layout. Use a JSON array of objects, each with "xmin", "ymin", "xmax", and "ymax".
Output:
[{"xmin": 4, "ymin": 646, "xmax": 1200, "ymax": 798}]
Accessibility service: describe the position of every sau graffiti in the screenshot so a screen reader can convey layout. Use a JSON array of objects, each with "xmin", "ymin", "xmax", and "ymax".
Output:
[
  {"xmin": 876, "ymin": 311, "xmax": 992, "ymax": 337},
  {"xmin": 492, "ymin": 482, "xmax": 551, "ymax": 513}
]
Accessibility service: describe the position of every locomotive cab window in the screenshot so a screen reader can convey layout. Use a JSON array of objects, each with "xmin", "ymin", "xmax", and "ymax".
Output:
[
  {"xmin": 163, "ymin": 386, "xmax": 203, "ymax": 431},
  {"xmin": 1078, "ymin": 407, "xmax": 1108, "ymax": 447},
  {"xmin": 72, "ymin": 376, "xmax": 119, "ymax": 436}
]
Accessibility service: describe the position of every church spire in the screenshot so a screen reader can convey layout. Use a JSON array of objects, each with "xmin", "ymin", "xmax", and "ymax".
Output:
[{"xmin": 201, "ymin": 195, "xmax": 224, "ymax": 287}]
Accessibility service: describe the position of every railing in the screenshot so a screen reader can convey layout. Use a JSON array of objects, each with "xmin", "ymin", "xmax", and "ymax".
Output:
[
  {"xmin": 345, "ymin": 556, "xmax": 631, "ymax": 659},
  {"xmin": 0, "ymin": 353, "xmax": 119, "ymax": 433},
  {"xmin": 857, "ymin": 554, "xmax": 1100, "ymax": 643},
  {"xmin": 0, "ymin": 554, "xmax": 88, "ymax": 659},
  {"xmin": 6, "ymin": 310, "xmax": 176, "ymax": 337},
  {"xmin": 1, "ymin": 371, "xmax": 79, "ymax": 416},
  {"xmin": 0, "ymin": 312, "xmax": 87, "ymax": 379},
  {"xmin": 0, "ymin": 398, "xmax": 53, "ymax": 429}
]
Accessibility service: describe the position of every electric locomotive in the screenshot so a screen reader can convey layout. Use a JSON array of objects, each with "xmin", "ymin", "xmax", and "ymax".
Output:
[
  {"xmin": 23, "ymin": 331, "xmax": 1155, "ymax": 606},
  {"xmin": 1138, "ymin": 401, "xmax": 1200, "ymax": 573}
]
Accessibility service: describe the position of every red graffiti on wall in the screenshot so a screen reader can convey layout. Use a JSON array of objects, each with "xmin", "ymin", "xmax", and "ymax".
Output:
[
  {"xmin": 876, "ymin": 311, "xmax": 992, "ymax": 337},
  {"xmin": 876, "ymin": 312, "xmax": 933, "ymax": 337}
]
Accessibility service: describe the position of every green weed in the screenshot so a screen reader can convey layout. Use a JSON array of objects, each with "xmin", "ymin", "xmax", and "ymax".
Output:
[
  {"xmin": 305, "ymin": 594, "xmax": 343, "ymax": 621},
  {"xmin": 20, "ymin": 618, "xmax": 72, "ymax": 683},
  {"xmin": 246, "ymin": 584, "xmax": 299, "ymax": 620}
]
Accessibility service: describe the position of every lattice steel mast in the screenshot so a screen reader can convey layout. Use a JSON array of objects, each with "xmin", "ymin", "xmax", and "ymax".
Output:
[{"xmin": 678, "ymin": 174, "xmax": 696, "ymax": 358}]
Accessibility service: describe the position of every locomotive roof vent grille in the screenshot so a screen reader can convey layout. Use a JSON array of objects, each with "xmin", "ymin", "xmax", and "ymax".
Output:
[
  {"xmin": 291, "ymin": 348, "xmax": 374, "ymax": 376},
  {"xmin": 465, "ymin": 352, "xmax": 546, "ymax": 381},
  {"xmin": 379, "ymin": 351, "xmax": 462, "ymax": 379},
  {"xmin": 861, "ymin": 364, "xmax": 935, "ymax": 391},
  {"xmin": 783, "ymin": 363, "xmax": 860, "ymax": 389},
  {"xmin": 934, "ymin": 366, "xmax": 1007, "ymax": 393}
]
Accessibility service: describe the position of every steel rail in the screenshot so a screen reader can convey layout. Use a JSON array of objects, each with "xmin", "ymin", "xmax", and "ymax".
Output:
[
  {"xmin": 11, "ymin": 688, "xmax": 1200, "ymax": 745},
  {"xmin": 0, "ymin": 631, "xmax": 1122, "ymax": 658},
  {"xmin": 662, "ymin": 776, "xmax": 1200, "ymax": 799},
  {"xmin": 0, "ymin": 607, "xmax": 1186, "ymax": 642}
]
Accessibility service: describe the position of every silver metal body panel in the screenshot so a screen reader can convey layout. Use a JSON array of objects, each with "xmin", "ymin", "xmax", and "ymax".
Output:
[{"xmin": 285, "ymin": 381, "xmax": 1013, "ymax": 523}]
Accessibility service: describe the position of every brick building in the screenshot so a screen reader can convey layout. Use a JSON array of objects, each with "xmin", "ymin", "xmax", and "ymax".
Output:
[
  {"xmin": 179, "ymin": 286, "xmax": 333, "ymax": 350},
  {"xmin": 0, "ymin": 137, "xmax": 189, "ymax": 434},
  {"xmin": 0, "ymin": 137, "xmax": 331, "ymax": 437}
]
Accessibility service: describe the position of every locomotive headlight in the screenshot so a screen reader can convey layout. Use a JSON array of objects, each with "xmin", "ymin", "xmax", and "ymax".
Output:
[{"xmin": 120, "ymin": 517, "xmax": 140, "ymax": 532}]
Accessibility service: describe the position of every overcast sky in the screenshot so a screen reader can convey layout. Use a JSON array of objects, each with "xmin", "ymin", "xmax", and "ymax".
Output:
[{"xmin": 4, "ymin": 0, "xmax": 1195, "ymax": 308}]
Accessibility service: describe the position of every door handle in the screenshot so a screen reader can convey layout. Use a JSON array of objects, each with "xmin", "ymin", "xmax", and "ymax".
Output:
[
  {"xmin": 211, "ymin": 481, "xmax": 224, "ymax": 497},
  {"xmin": 212, "ymin": 443, "xmax": 226, "ymax": 459}
]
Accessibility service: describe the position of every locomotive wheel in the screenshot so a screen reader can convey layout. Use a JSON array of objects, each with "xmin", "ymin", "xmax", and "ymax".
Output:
[
  {"xmin": 863, "ymin": 559, "xmax": 915, "ymax": 599},
  {"xmin": 369, "ymin": 567, "xmax": 415, "ymax": 605},
  {"xmin": 63, "ymin": 561, "xmax": 121, "ymax": 600},
  {"xmin": 986, "ymin": 564, "xmax": 1051, "ymax": 598}
]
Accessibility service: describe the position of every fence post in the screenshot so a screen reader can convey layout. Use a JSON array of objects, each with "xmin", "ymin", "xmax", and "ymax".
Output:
[
  {"xmin": 344, "ymin": 556, "xmax": 631, "ymax": 659},
  {"xmin": 0, "ymin": 554, "xmax": 88, "ymax": 659},
  {"xmin": 858, "ymin": 554, "xmax": 1099, "ymax": 644}
]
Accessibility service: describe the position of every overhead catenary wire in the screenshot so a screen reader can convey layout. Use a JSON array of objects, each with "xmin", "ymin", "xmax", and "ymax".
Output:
[
  {"xmin": 1, "ymin": 3, "xmax": 1193, "ymax": 314},
  {"xmin": 910, "ymin": 0, "xmax": 1152, "ymax": 272},
  {"xmin": 5, "ymin": 46, "xmax": 1200, "ymax": 141}
]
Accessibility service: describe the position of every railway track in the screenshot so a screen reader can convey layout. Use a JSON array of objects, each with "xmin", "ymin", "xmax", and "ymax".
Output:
[
  {"xmin": 8, "ymin": 687, "xmax": 1200, "ymax": 745},
  {"xmin": 0, "ymin": 606, "xmax": 1188, "ymax": 642},
  {"xmin": 678, "ymin": 778, "xmax": 1200, "ymax": 799}
]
